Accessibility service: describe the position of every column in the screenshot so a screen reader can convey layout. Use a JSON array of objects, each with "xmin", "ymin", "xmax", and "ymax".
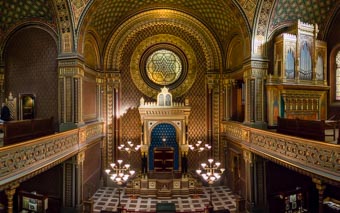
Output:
[
  {"xmin": 222, "ymin": 77, "xmax": 234, "ymax": 121},
  {"xmin": 76, "ymin": 151, "xmax": 85, "ymax": 210},
  {"xmin": 105, "ymin": 72, "xmax": 121, "ymax": 164},
  {"xmin": 243, "ymin": 60, "xmax": 268, "ymax": 128},
  {"xmin": 58, "ymin": 57, "xmax": 85, "ymax": 131},
  {"xmin": 96, "ymin": 74, "xmax": 104, "ymax": 121},
  {"xmin": 243, "ymin": 150, "xmax": 255, "ymax": 212},
  {"xmin": 0, "ymin": 65, "xmax": 4, "ymax": 103},
  {"xmin": 63, "ymin": 157, "xmax": 77, "ymax": 207},
  {"xmin": 5, "ymin": 183, "xmax": 19, "ymax": 213},
  {"xmin": 206, "ymin": 73, "xmax": 220, "ymax": 160},
  {"xmin": 313, "ymin": 178, "xmax": 326, "ymax": 213}
]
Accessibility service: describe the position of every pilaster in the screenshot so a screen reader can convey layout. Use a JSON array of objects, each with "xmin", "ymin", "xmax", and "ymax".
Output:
[
  {"xmin": 58, "ymin": 57, "xmax": 85, "ymax": 131},
  {"xmin": 76, "ymin": 151, "xmax": 85, "ymax": 210},
  {"xmin": 243, "ymin": 150, "xmax": 255, "ymax": 212},
  {"xmin": 0, "ymin": 65, "xmax": 4, "ymax": 103},
  {"xmin": 206, "ymin": 73, "xmax": 220, "ymax": 160},
  {"xmin": 222, "ymin": 77, "xmax": 235, "ymax": 121},
  {"xmin": 96, "ymin": 74, "xmax": 104, "ymax": 121},
  {"xmin": 243, "ymin": 60, "xmax": 268, "ymax": 128},
  {"xmin": 313, "ymin": 178, "xmax": 326, "ymax": 213},
  {"xmin": 105, "ymin": 72, "xmax": 121, "ymax": 165}
]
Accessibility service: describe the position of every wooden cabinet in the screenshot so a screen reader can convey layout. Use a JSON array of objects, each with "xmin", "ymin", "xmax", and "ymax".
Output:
[{"xmin": 154, "ymin": 148, "xmax": 174, "ymax": 172}]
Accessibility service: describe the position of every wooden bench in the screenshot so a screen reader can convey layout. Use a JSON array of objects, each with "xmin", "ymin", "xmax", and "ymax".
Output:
[
  {"xmin": 3, "ymin": 117, "xmax": 54, "ymax": 146},
  {"xmin": 277, "ymin": 117, "xmax": 338, "ymax": 142}
]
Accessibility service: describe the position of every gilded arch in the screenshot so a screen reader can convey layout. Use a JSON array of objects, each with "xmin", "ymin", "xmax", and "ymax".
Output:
[{"xmin": 104, "ymin": 9, "xmax": 222, "ymax": 74}]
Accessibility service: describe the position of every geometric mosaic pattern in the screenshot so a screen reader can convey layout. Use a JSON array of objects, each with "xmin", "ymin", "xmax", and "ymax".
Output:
[
  {"xmin": 92, "ymin": 186, "xmax": 237, "ymax": 212},
  {"xmin": 90, "ymin": 0, "xmax": 240, "ymax": 45},
  {"xmin": 0, "ymin": 0, "xmax": 53, "ymax": 32},
  {"xmin": 270, "ymin": 0, "xmax": 338, "ymax": 33}
]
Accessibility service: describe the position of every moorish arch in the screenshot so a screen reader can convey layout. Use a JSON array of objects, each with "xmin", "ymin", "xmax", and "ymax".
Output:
[
  {"xmin": 139, "ymin": 87, "xmax": 191, "ymax": 172},
  {"xmin": 103, "ymin": 8, "xmax": 222, "ymax": 77}
]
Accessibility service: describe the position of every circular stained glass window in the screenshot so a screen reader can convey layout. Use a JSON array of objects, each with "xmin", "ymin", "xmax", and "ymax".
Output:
[{"xmin": 146, "ymin": 49, "xmax": 182, "ymax": 85}]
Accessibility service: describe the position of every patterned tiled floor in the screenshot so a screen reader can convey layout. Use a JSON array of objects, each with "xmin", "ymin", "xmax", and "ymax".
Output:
[{"xmin": 92, "ymin": 186, "xmax": 236, "ymax": 212}]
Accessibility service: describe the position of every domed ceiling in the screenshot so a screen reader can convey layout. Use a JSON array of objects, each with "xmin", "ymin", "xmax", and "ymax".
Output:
[
  {"xmin": 268, "ymin": 0, "xmax": 339, "ymax": 38},
  {"xmin": 87, "ymin": 0, "xmax": 248, "ymax": 50}
]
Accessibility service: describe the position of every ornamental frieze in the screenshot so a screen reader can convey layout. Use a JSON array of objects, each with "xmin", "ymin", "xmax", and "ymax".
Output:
[
  {"xmin": 223, "ymin": 121, "xmax": 340, "ymax": 183},
  {"xmin": 0, "ymin": 122, "xmax": 104, "ymax": 189}
]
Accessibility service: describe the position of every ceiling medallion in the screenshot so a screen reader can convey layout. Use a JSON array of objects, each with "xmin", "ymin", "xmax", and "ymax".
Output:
[
  {"xmin": 130, "ymin": 34, "xmax": 197, "ymax": 98},
  {"xmin": 146, "ymin": 49, "xmax": 182, "ymax": 86}
]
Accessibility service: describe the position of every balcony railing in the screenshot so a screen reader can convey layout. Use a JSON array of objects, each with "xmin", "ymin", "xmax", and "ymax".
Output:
[
  {"xmin": 222, "ymin": 121, "xmax": 340, "ymax": 183},
  {"xmin": 0, "ymin": 121, "xmax": 104, "ymax": 190}
]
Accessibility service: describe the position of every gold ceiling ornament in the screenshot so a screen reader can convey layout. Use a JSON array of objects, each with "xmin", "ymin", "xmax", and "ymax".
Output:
[
  {"xmin": 104, "ymin": 9, "xmax": 221, "ymax": 73},
  {"xmin": 146, "ymin": 49, "xmax": 182, "ymax": 86},
  {"xmin": 130, "ymin": 34, "xmax": 197, "ymax": 98}
]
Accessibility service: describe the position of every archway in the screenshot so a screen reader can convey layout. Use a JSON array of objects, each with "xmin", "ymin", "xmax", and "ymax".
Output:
[{"xmin": 148, "ymin": 123, "xmax": 179, "ymax": 171}]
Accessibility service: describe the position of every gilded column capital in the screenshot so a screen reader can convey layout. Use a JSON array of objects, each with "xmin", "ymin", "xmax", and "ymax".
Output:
[
  {"xmin": 105, "ymin": 72, "xmax": 121, "ymax": 84},
  {"xmin": 58, "ymin": 58, "xmax": 85, "ymax": 78},
  {"xmin": 243, "ymin": 60, "xmax": 268, "ymax": 79},
  {"xmin": 77, "ymin": 151, "xmax": 86, "ymax": 165},
  {"xmin": 96, "ymin": 74, "xmax": 105, "ymax": 85},
  {"xmin": 312, "ymin": 178, "xmax": 326, "ymax": 191},
  {"xmin": 243, "ymin": 150, "xmax": 253, "ymax": 164},
  {"xmin": 206, "ymin": 73, "xmax": 220, "ymax": 91}
]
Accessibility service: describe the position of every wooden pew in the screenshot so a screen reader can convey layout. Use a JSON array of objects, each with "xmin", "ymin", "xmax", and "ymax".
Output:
[
  {"xmin": 277, "ymin": 117, "xmax": 337, "ymax": 142},
  {"xmin": 3, "ymin": 117, "xmax": 54, "ymax": 146}
]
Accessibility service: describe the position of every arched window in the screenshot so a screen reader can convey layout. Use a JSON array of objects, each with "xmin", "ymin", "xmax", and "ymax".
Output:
[
  {"xmin": 286, "ymin": 49, "xmax": 295, "ymax": 79},
  {"xmin": 336, "ymin": 51, "xmax": 340, "ymax": 100},
  {"xmin": 300, "ymin": 42, "xmax": 312, "ymax": 80}
]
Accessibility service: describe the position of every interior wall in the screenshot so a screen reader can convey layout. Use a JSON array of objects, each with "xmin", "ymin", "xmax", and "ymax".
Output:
[
  {"xmin": 16, "ymin": 165, "xmax": 63, "ymax": 213},
  {"xmin": 4, "ymin": 27, "xmax": 58, "ymax": 127},
  {"xmin": 266, "ymin": 161, "xmax": 318, "ymax": 213},
  {"xmin": 83, "ymin": 140, "xmax": 102, "ymax": 200},
  {"xmin": 82, "ymin": 73, "xmax": 97, "ymax": 122}
]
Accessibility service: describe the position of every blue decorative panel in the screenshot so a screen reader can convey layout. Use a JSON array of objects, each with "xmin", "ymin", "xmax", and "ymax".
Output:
[{"xmin": 148, "ymin": 123, "xmax": 179, "ymax": 170}]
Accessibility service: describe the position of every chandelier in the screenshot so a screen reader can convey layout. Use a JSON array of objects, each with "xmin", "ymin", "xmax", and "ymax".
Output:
[
  {"xmin": 196, "ymin": 158, "xmax": 225, "ymax": 211},
  {"xmin": 105, "ymin": 160, "xmax": 136, "ymax": 210},
  {"xmin": 188, "ymin": 140, "xmax": 211, "ymax": 152},
  {"xmin": 118, "ymin": 141, "xmax": 141, "ymax": 154}
]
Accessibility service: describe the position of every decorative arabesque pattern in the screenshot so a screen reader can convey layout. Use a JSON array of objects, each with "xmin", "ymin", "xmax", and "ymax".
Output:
[
  {"xmin": 0, "ymin": 0, "xmax": 53, "ymax": 32},
  {"xmin": 118, "ymin": 31, "xmax": 207, "ymax": 172},
  {"xmin": 237, "ymin": 0, "xmax": 258, "ymax": 27},
  {"xmin": 270, "ymin": 0, "xmax": 338, "ymax": 34},
  {"xmin": 223, "ymin": 122, "xmax": 340, "ymax": 184},
  {"xmin": 90, "ymin": 0, "xmax": 240, "ymax": 45}
]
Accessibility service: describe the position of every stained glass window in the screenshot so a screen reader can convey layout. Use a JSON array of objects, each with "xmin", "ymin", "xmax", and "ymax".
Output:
[{"xmin": 146, "ymin": 49, "xmax": 182, "ymax": 85}]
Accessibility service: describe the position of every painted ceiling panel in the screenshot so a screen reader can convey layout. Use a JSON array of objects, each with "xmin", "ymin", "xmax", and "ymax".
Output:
[
  {"xmin": 89, "ymin": 0, "xmax": 240, "ymax": 45},
  {"xmin": 0, "ymin": 0, "xmax": 54, "ymax": 33},
  {"xmin": 270, "ymin": 0, "xmax": 338, "ymax": 34}
]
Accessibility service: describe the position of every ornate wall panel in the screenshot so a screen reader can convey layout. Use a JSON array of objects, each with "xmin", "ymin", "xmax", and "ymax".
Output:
[
  {"xmin": 104, "ymin": 9, "xmax": 221, "ymax": 73},
  {"xmin": 4, "ymin": 27, "xmax": 58, "ymax": 124}
]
